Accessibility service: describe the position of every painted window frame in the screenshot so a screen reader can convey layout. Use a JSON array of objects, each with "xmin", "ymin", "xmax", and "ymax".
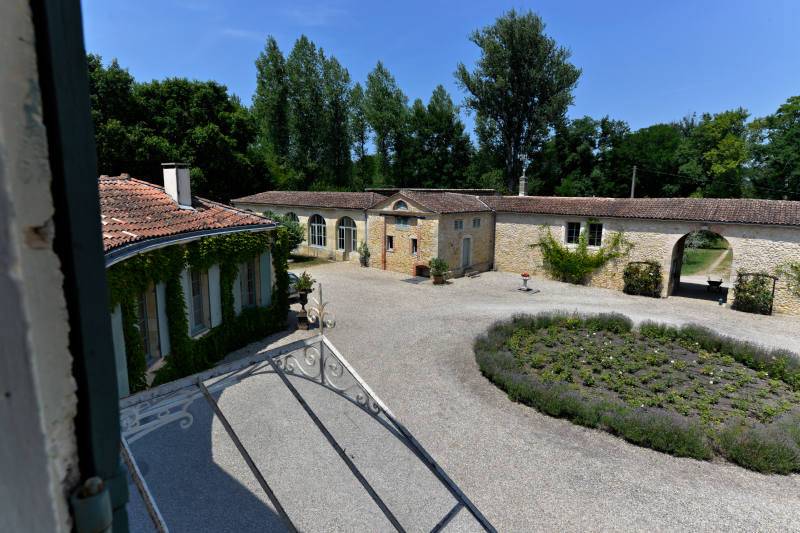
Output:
[
  {"xmin": 309, "ymin": 214, "xmax": 327, "ymax": 248},
  {"xmin": 566, "ymin": 222, "xmax": 582, "ymax": 244},
  {"xmin": 190, "ymin": 269, "xmax": 211, "ymax": 335},
  {"xmin": 454, "ymin": 219, "xmax": 464, "ymax": 231},
  {"xmin": 136, "ymin": 283, "xmax": 161, "ymax": 366},
  {"xmin": 240, "ymin": 257, "xmax": 261, "ymax": 309},
  {"xmin": 411, "ymin": 238, "xmax": 418, "ymax": 256},
  {"xmin": 588, "ymin": 223, "xmax": 604, "ymax": 247},
  {"xmin": 472, "ymin": 217, "xmax": 481, "ymax": 229},
  {"xmin": 395, "ymin": 215, "xmax": 411, "ymax": 229},
  {"xmin": 393, "ymin": 200, "xmax": 408, "ymax": 210},
  {"xmin": 336, "ymin": 216, "xmax": 357, "ymax": 251},
  {"xmin": 386, "ymin": 235, "xmax": 394, "ymax": 252}
]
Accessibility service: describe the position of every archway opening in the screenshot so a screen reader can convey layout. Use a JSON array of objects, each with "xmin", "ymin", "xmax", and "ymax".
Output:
[{"xmin": 669, "ymin": 230, "xmax": 733, "ymax": 302}]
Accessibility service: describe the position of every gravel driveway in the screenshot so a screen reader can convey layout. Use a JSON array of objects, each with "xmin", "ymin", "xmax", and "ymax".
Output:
[{"xmin": 289, "ymin": 262, "xmax": 800, "ymax": 532}]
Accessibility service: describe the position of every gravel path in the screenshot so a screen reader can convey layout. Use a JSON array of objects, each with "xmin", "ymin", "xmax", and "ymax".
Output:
[{"xmin": 290, "ymin": 262, "xmax": 800, "ymax": 532}]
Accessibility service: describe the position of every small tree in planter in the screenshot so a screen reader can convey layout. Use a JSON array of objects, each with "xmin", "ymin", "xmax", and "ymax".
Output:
[
  {"xmin": 358, "ymin": 241, "xmax": 370, "ymax": 267},
  {"xmin": 429, "ymin": 258, "xmax": 449, "ymax": 285},
  {"xmin": 295, "ymin": 271, "xmax": 315, "ymax": 329}
]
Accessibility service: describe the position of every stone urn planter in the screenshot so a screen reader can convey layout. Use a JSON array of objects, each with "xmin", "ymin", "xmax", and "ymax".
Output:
[
  {"xmin": 294, "ymin": 271, "xmax": 315, "ymax": 330},
  {"xmin": 432, "ymin": 274, "xmax": 445, "ymax": 285}
]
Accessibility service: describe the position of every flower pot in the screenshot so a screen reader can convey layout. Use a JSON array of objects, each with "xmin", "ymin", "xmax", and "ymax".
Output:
[
  {"xmin": 298, "ymin": 291, "xmax": 308, "ymax": 308},
  {"xmin": 297, "ymin": 310, "xmax": 309, "ymax": 330},
  {"xmin": 359, "ymin": 255, "xmax": 369, "ymax": 267},
  {"xmin": 432, "ymin": 274, "xmax": 445, "ymax": 285}
]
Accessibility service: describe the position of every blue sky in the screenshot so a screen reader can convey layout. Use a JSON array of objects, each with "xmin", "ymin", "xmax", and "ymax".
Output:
[{"xmin": 82, "ymin": 0, "xmax": 799, "ymax": 131}]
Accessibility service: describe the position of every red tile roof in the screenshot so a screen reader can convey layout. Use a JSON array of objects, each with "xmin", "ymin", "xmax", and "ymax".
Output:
[
  {"xmin": 232, "ymin": 190, "xmax": 386, "ymax": 210},
  {"xmin": 99, "ymin": 175, "xmax": 274, "ymax": 253},
  {"xmin": 480, "ymin": 196, "xmax": 800, "ymax": 227},
  {"xmin": 380, "ymin": 190, "xmax": 493, "ymax": 214}
]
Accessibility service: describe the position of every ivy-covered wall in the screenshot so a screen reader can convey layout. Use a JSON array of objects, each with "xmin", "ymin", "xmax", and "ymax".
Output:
[{"xmin": 107, "ymin": 227, "xmax": 293, "ymax": 393}]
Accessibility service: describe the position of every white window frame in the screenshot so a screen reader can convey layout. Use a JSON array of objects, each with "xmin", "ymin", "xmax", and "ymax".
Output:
[
  {"xmin": 336, "ymin": 216, "xmax": 357, "ymax": 251},
  {"xmin": 240, "ymin": 258, "xmax": 260, "ymax": 309},
  {"xmin": 411, "ymin": 238, "xmax": 418, "ymax": 256},
  {"xmin": 309, "ymin": 214, "xmax": 326, "ymax": 248},
  {"xmin": 588, "ymin": 222, "xmax": 603, "ymax": 247},
  {"xmin": 386, "ymin": 235, "xmax": 394, "ymax": 251},
  {"xmin": 190, "ymin": 269, "xmax": 210, "ymax": 335},
  {"xmin": 566, "ymin": 222, "xmax": 581, "ymax": 244}
]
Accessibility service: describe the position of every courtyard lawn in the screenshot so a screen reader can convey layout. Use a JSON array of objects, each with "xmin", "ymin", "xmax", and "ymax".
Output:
[
  {"xmin": 475, "ymin": 313, "xmax": 800, "ymax": 473},
  {"xmin": 682, "ymin": 248, "xmax": 731, "ymax": 276}
]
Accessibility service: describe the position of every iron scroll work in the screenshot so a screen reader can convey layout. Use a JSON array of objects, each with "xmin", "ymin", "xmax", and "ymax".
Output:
[{"xmin": 120, "ymin": 285, "xmax": 495, "ymax": 533}]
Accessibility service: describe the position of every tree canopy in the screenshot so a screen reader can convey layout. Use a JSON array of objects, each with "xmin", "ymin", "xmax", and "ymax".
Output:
[{"xmin": 88, "ymin": 10, "xmax": 800, "ymax": 202}]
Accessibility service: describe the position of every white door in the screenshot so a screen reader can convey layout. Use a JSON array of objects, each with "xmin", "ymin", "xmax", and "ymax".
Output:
[{"xmin": 461, "ymin": 237, "xmax": 471, "ymax": 269}]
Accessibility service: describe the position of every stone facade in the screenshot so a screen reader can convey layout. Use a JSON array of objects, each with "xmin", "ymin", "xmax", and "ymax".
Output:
[
  {"xmin": 437, "ymin": 212, "xmax": 495, "ymax": 275},
  {"xmin": 234, "ymin": 202, "xmax": 367, "ymax": 263},
  {"xmin": 493, "ymin": 213, "xmax": 800, "ymax": 315}
]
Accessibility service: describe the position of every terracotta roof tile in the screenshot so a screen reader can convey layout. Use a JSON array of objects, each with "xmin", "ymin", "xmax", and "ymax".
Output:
[
  {"xmin": 391, "ymin": 190, "xmax": 492, "ymax": 214},
  {"xmin": 480, "ymin": 196, "xmax": 800, "ymax": 227},
  {"xmin": 232, "ymin": 190, "xmax": 386, "ymax": 210},
  {"xmin": 99, "ymin": 176, "xmax": 274, "ymax": 253}
]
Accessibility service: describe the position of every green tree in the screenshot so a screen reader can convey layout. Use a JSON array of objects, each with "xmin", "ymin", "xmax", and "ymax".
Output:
[
  {"xmin": 409, "ymin": 85, "xmax": 473, "ymax": 188},
  {"xmin": 321, "ymin": 56, "xmax": 352, "ymax": 189},
  {"xmin": 253, "ymin": 36, "xmax": 290, "ymax": 159},
  {"xmin": 750, "ymin": 96, "xmax": 800, "ymax": 200},
  {"xmin": 456, "ymin": 9, "xmax": 581, "ymax": 192},
  {"xmin": 349, "ymin": 82, "xmax": 373, "ymax": 189},
  {"xmin": 364, "ymin": 61, "xmax": 408, "ymax": 183},
  {"xmin": 285, "ymin": 36, "xmax": 326, "ymax": 188},
  {"xmin": 611, "ymin": 123, "xmax": 684, "ymax": 197},
  {"xmin": 677, "ymin": 109, "xmax": 750, "ymax": 197}
]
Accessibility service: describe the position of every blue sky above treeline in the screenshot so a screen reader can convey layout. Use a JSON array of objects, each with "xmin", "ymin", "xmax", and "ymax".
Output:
[{"xmin": 83, "ymin": 0, "xmax": 799, "ymax": 131}]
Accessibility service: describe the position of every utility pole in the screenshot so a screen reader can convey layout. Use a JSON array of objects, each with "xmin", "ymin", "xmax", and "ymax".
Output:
[{"xmin": 630, "ymin": 165, "xmax": 637, "ymax": 198}]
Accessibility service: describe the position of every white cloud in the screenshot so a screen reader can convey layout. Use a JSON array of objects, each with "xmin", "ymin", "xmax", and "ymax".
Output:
[
  {"xmin": 219, "ymin": 28, "xmax": 265, "ymax": 42},
  {"xmin": 282, "ymin": 3, "xmax": 346, "ymax": 27}
]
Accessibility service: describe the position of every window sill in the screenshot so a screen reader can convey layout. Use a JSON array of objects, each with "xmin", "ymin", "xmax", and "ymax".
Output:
[{"xmin": 191, "ymin": 327, "xmax": 211, "ymax": 339}]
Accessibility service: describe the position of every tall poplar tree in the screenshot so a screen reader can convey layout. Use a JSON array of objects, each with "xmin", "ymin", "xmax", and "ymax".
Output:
[{"xmin": 456, "ymin": 10, "xmax": 581, "ymax": 192}]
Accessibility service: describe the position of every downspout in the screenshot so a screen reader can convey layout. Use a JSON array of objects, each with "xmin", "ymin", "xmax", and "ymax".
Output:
[{"xmin": 381, "ymin": 216, "xmax": 387, "ymax": 270}]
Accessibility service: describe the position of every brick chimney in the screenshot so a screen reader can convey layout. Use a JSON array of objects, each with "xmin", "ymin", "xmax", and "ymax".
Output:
[{"xmin": 162, "ymin": 162, "xmax": 192, "ymax": 208}]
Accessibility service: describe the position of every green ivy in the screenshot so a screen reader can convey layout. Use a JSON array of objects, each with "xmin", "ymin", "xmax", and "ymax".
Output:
[
  {"xmin": 777, "ymin": 261, "xmax": 800, "ymax": 298},
  {"xmin": 533, "ymin": 227, "xmax": 632, "ymax": 284},
  {"xmin": 107, "ymin": 229, "xmax": 291, "ymax": 393},
  {"xmin": 732, "ymin": 271, "xmax": 775, "ymax": 315}
]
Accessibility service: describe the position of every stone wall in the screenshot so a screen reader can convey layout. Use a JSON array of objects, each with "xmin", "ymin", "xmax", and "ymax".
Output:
[
  {"xmin": 367, "ymin": 213, "xmax": 439, "ymax": 275},
  {"xmin": 233, "ymin": 202, "xmax": 366, "ymax": 263},
  {"xmin": 493, "ymin": 213, "xmax": 800, "ymax": 315},
  {"xmin": 437, "ymin": 212, "xmax": 495, "ymax": 275}
]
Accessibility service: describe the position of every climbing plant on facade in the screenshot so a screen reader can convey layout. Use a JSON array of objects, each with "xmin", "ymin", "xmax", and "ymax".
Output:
[
  {"xmin": 533, "ymin": 227, "xmax": 632, "ymax": 284},
  {"xmin": 106, "ymin": 229, "xmax": 292, "ymax": 393},
  {"xmin": 776, "ymin": 261, "xmax": 800, "ymax": 298}
]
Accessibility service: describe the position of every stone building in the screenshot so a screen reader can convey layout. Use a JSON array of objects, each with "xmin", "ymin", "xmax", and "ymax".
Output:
[
  {"xmin": 231, "ymin": 187, "xmax": 800, "ymax": 315},
  {"xmin": 102, "ymin": 165, "xmax": 278, "ymax": 396},
  {"xmin": 366, "ymin": 191, "xmax": 495, "ymax": 276},
  {"xmin": 232, "ymin": 191, "xmax": 385, "ymax": 262}
]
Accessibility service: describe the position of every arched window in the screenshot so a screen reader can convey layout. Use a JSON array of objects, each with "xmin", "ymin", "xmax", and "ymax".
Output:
[
  {"xmin": 393, "ymin": 200, "xmax": 408, "ymax": 210},
  {"xmin": 285, "ymin": 212, "xmax": 299, "ymax": 223},
  {"xmin": 309, "ymin": 214, "xmax": 326, "ymax": 247},
  {"xmin": 336, "ymin": 217, "xmax": 357, "ymax": 252}
]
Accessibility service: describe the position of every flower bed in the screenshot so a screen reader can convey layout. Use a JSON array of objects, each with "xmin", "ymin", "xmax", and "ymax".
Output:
[{"xmin": 474, "ymin": 313, "xmax": 800, "ymax": 473}]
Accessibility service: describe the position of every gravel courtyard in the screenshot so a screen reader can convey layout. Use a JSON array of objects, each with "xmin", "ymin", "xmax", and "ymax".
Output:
[{"xmin": 283, "ymin": 262, "xmax": 800, "ymax": 532}]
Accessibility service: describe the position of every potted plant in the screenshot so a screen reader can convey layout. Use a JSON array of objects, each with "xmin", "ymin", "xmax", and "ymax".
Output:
[
  {"xmin": 295, "ymin": 271, "xmax": 315, "ymax": 329},
  {"xmin": 358, "ymin": 241, "xmax": 370, "ymax": 267},
  {"xmin": 429, "ymin": 258, "xmax": 449, "ymax": 285}
]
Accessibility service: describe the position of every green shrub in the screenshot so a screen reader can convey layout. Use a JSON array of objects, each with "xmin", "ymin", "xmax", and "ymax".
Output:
[
  {"xmin": 623, "ymin": 261, "xmax": 662, "ymax": 298},
  {"xmin": 732, "ymin": 271, "xmax": 775, "ymax": 315},
  {"xmin": 429, "ymin": 257, "xmax": 449, "ymax": 276},
  {"xmin": 476, "ymin": 312, "xmax": 800, "ymax": 473},
  {"xmin": 533, "ymin": 227, "xmax": 631, "ymax": 284},
  {"xmin": 718, "ymin": 422, "xmax": 800, "ymax": 474}
]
